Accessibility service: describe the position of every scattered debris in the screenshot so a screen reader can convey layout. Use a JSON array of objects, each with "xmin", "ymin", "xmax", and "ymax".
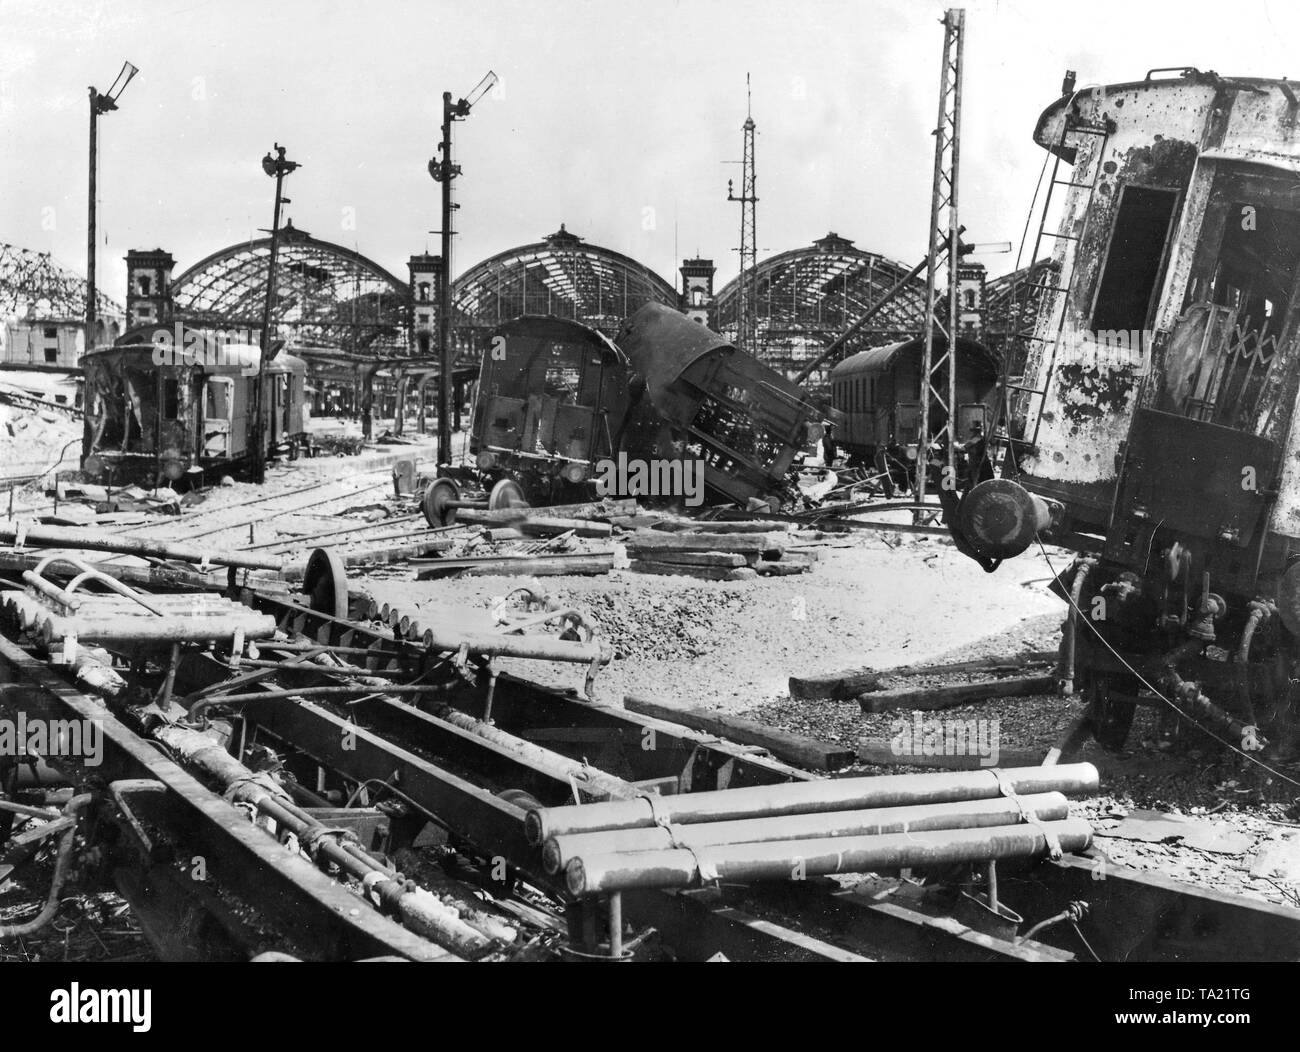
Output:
[{"xmin": 1099, "ymin": 809, "xmax": 1255, "ymax": 856}]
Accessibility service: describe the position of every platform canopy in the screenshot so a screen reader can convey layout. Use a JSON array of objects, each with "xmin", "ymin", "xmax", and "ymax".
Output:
[
  {"xmin": 171, "ymin": 222, "xmax": 409, "ymax": 355},
  {"xmin": 452, "ymin": 225, "xmax": 677, "ymax": 338},
  {"xmin": 713, "ymin": 233, "xmax": 929, "ymax": 375}
]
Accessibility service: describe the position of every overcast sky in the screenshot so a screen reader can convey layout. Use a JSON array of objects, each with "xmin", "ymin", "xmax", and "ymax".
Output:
[{"xmin": 2, "ymin": 0, "xmax": 1295, "ymax": 306}]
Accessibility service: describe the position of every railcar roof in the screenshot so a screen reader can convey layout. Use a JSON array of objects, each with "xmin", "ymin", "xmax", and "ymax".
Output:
[
  {"xmin": 829, "ymin": 335, "xmax": 996, "ymax": 380},
  {"xmin": 493, "ymin": 314, "xmax": 627, "ymax": 363}
]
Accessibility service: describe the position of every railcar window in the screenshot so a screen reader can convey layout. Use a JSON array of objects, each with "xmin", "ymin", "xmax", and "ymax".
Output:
[
  {"xmin": 544, "ymin": 361, "xmax": 581, "ymax": 400},
  {"xmin": 1203, "ymin": 202, "xmax": 1300, "ymax": 345},
  {"xmin": 1091, "ymin": 185, "xmax": 1180, "ymax": 334},
  {"xmin": 1165, "ymin": 200, "xmax": 1300, "ymax": 429},
  {"xmin": 515, "ymin": 340, "xmax": 583, "ymax": 401}
]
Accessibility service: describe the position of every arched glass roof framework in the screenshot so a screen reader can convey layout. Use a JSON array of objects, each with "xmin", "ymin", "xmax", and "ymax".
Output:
[
  {"xmin": 713, "ymin": 233, "xmax": 929, "ymax": 375},
  {"xmin": 171, "ymin": 223, "xmax": 409, "ymax": 355},
  {"xmin": 0, "ymin": 242, "xmax": 121, "ymax": 319},
  {"xmin": 452, "ymin": 226, "xmax": 677, "ymax": 339}
]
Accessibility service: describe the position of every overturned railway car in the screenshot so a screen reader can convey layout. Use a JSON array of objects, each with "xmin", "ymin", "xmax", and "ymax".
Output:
[
  {"xmin": 81, "ymin": 337, "xmax": 308, "ymax": 487},
  {"xmin": 462, "ymin": 306, "xmax": 820, "ymax": 508},
  {"xmin": 616, "ymin": 302, "xmax": 820, "ymax": 507},
  {"xmin": 947, "ymin": 69, "xmax": 1300, "ymax": 755}
]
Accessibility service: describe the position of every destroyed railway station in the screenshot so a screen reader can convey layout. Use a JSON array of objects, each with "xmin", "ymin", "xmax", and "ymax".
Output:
[{"xmin": 1, "ymin": 5, "xmax": 1299, "ymax": 972}]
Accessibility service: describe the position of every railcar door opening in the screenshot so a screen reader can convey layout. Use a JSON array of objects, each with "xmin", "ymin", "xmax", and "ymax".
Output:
[
  {"xmin": 203, "ymin": 377, "xmax": 233, "ymax": 459},
  {"xmin": 1109, "ymin": 164, "xmax": 1300, "ymax": 585}
]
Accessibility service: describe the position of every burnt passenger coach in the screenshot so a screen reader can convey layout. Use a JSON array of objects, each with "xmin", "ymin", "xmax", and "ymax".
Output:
[
  {"xmin": 81, "ymin": 338, "xmax": 308, "ymax": 486},
  {"xmin": 949, "ymin": 69, "xmax": 1300, "ymax": 754}
]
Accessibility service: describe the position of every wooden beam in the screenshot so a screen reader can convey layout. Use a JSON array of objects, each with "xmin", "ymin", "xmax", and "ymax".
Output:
[
  {"xmin": 790, "ymin": 651, "xmax": 1057, "ymax": 700},
  {"xmin": 628, "ymin": 559, "xmax": 757, "ymax": 581},
  {"xmin": 626, "ymin": 531, "xmax": 784, "ymax": 555},
  {"xmin": 629, "ymin": 550, "xmax": 747, "ymax": 568},
  {"xmin": 858, "ymin": 675, "xmax": 1057, "ymax": 713},
  {"xmin": 416, "ymin": 553, "xmax": 614, "ymax": 579}
]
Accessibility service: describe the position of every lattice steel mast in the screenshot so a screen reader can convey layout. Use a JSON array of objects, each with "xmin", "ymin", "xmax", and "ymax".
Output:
[
  {"xmin": 915, "ymin": 9, "xmax": 965, "ymax": 506},
  {"xmin": 727, "ymin": 75, "xmax": 758, "ymax": 353}
]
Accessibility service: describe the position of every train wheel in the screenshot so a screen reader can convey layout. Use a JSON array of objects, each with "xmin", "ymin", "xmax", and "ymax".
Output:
[
  {"xmin": 488, "ymin": 478, "xmax": 527, "ymax": 511},
  {"xmin": 421, "ymin": 477, "xmax": 461, "ymax": 527},
  {"xmin": 1085, "ymin": 670, "xmax": 1139, "ymax": 751},
  {"xmin": 302, "ymin": 547, "xmax": 350, "ymax": 621}
]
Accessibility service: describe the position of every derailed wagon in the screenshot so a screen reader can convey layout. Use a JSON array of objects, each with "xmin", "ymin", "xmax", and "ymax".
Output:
[
  {"xmin": 943, "ymin": 69, "xmax": 1300, "ymax": 756},
  {"xmin": 468, "ymin": 315, "xmax": 634, "ymax": 504},
  {"xmin": 615, "ymin": 302, "xmax": 821, "ymax": 507},
  {"xmin": 81, "ymin": 336, "xmax": 308, "ymax": 487},
  {"xmin": 446, "ymin": 305, "xmax": 821, "ymax": 514}
]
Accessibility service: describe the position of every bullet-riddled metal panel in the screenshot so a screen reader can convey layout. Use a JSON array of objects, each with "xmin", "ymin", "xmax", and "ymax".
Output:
[{"xmin": 1016, "ymin": 76, "xmax": 1222, "ymax": 527}]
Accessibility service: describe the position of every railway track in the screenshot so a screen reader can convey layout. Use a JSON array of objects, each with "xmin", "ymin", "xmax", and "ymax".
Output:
[{"xmin": 6, "ymin": 562, "xmax": 1294, "ymax": 963}]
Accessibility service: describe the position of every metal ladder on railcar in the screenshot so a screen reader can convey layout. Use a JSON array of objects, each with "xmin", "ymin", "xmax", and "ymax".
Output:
[{"xmin": 999, "ymin": 107, "xmax": 1115, "ymax": 465}]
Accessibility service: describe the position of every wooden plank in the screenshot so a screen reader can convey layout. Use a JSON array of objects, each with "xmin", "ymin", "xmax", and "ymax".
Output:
[
  {"xmin": 626, "ymin": 531, "xmax": 783, "ymax": 555},
  {"xmin": 624, "ymin": 695, "xmax": 855, "ymax": 771},
  {"xmin": 756, "ymin": 560, "xmax": 809, "ymax": 576},
  {"xmin": 606, "ymin": 514, "xmax": 664, "ymax": 529},
  {"xmin": 858, "ymin": 675, "xmax": 1057, "ymax": 713},
  {"xmin": 628, "ymin": 559, "xmax": 757, "ymax": 581},
  {"xmin": 856, "ymin": 739, "xmax": 1047, "ymax": 769},
  {"xmin": 416, "ymin": 553, "xmax": 613, "ymax": 579},
  {"xmin": 791, "ymin": 651, "xmax": 1058, "ymax": 700},
  {"xmin": 451, "ymin": 499, "xmax": 637, "ymax": 525},
  {"xmin": 629, "ymin": 550, "xmax": 747, "ymax": 568},
  {"xmin": 515, "ymin": 517, "xmax": 612, "ymax": 538}
]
